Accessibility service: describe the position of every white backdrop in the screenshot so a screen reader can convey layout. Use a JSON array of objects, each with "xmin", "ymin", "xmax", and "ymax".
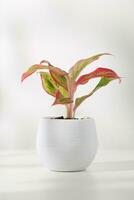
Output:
[{"xmin": 0, "ymin": 0, "xmax": 134, "ymax": 150}]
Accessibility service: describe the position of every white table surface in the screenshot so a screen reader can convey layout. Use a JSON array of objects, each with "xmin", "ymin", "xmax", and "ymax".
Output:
[{"xmin": 0, "ymin": 150, "xmax": 134, "ymax": 200}]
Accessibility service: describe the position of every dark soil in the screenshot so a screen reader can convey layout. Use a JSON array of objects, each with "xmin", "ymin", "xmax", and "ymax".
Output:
[{"xmin": 51, "ymin": 116, "xmax": 84, "ymax": 120}]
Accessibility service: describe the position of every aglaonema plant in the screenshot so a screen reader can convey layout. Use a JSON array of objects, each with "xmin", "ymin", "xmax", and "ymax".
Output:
[{"xmin": 21, "ymin": 53, "xmax": 121, "ymax": 118}]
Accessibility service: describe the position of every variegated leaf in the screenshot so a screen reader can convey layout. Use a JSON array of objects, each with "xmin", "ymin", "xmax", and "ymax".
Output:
[
  {"xmin": 52, "ymin": 90, "xmax": 73, "ymax": 105},
  {"xmin": 69, "ymin": 53, "xmax": 111, "ymax": 81},
  {"xmin": 76, "ymin": 67, "xmax": 121, "ymax": 85},
  {"xmin": 50, "ymin": 70, "xmax": 68, "ymax": 90},
  {"xmin": 39, "ymin": 72, "xmax": 68, "ymax": 98},
  {"xmin": 74, "ymin": 77, "xmax": 119, "ymax": 112},
  {"xmin": 21, "ymin": 64, "xmax": 67, "ymax": 82}
]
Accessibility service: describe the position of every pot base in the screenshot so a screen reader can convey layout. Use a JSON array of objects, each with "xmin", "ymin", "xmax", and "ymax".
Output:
[{"xmin": 50, "ymin": 169, "xmax": 86, "ymax": 173}]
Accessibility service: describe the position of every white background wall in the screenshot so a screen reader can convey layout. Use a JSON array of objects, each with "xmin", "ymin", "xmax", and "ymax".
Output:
[{"xmin": 0, "ymin": 0, "xmax": 134, "ymax": 150}]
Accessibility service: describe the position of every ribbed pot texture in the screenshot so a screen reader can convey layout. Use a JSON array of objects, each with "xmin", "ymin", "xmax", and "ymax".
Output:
[{"xmin": 37, "ymin": 117, "xmax": 98, "ymax": 172}]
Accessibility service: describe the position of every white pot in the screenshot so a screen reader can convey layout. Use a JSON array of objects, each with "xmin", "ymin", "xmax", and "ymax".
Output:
[{"xmin": 37, "ymin": 117, "xmax": 98, "ymax": 172}]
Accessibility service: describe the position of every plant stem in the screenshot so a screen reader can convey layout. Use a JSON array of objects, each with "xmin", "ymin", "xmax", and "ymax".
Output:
[
  {"xmin": 73, "ymin": 108, "xmax": 75, "ymax": 118},
  {"xmin": 66, "ymin": 76, "xmax": 75, "ymax": 118},
  {"xmin": 66, "ymin": 103, "xmax": 73, "ymax": 118}
]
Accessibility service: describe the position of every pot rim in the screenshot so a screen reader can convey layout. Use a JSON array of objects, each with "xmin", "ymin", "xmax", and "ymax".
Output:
[{"xmin": 42, "ymin": 116, "xmax": 94, "ymax": 121}]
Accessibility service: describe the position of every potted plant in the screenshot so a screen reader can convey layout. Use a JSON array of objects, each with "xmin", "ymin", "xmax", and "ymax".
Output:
[{"xmin": 21, "ymin": 53, "xmax": 121, "ymax": 172}]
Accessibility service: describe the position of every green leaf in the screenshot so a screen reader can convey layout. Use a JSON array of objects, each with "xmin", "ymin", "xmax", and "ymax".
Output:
[
  {"xmin": 74, "ymin": 77, "xmax": 116, "ymax": 112},
  {"xmin": 39, "ymin": 72, "xmax": 58, "ymax": 97},
  {"xmin": 69, "ymin": 53, "xmax": 111, "ymax": 81},
  {"xmin": 93, "ymin": 77, "xmax": 114, "ymax": 92},
  {"xmin": 58, "ymin": 86, "xmax": 68, "ymax": 97}
]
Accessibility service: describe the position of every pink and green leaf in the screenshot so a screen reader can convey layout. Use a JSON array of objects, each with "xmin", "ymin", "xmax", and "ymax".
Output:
[
  {"xmin": 69, "ymin": 53, "xmax": 111, "ymax": 81},
  {"xmin": 50, "ymin": 70, "xmax": 68, "ymax": 90},
  {"xmin": 21, "ymin": 64, "xmax": 67, "ymax": 82},
  {"xmin": 21, "ymin": 64, "xmax": 47, "ymax": 82},
  {"xmin": 52, "ymin": 90, "xmax": 73, "ymax": 106},
  {"xmin": 39, "ymin": 72, "xmax": 68, "ymax": 98},
  {"xmin": 76, "ymin": 67, "xmax": 121, "ymax": 85},
  {"xmin": 74, "ymin": 77, "xmax": 120, "ymax": 112}
]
